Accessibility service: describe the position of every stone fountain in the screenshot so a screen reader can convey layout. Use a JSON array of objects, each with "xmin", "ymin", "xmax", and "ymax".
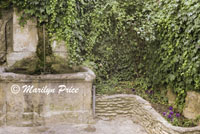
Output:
[{"xmin": 0, "ymin": 10, "xmax": 95, "ymax": 126}]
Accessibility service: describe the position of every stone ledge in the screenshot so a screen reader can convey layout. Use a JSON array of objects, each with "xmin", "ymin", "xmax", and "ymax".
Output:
[
  {"xmin": 0, "ymin": 67, "xmax": 96, "ymax": 82},
  {"xmin": 95, "ymin": 94, "xmax": 200, "ymax": 134}
]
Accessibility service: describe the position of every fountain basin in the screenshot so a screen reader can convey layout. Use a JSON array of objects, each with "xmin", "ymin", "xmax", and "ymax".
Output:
[{"xmin": 0, "ymin": 66, "xmax": 95, "ymax": 126}]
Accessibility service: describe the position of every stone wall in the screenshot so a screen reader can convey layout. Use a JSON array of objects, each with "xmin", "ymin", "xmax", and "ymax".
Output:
[
  {"xmin": 96, "ymin": 94, "xmax": 200, "ymax": 134},
  {"xmin": 0, "ymin": 9, "xmax": 38, "ymax": 67},
  {"xmin": 0, "ymin": 9, "xmax": 13, "ymax": 65},
  {"xmin": 6, "ymin": 9, "xmax": 38, "ymax": 66}
]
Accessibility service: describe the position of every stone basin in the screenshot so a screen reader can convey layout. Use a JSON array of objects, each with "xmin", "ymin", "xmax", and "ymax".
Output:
[{"xmin": 0, "ymin": 66, "xmax": 95, "ymax": 126}]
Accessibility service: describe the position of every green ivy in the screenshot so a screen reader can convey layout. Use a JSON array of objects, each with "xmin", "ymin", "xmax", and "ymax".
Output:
[{"xmin": 136, "ymin": 0, "xmax": 200, "ymax": 111}]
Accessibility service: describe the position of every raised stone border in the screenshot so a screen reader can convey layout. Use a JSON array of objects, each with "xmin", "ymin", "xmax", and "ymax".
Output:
[{"xmin": 96, "ymin": 94, "xmax": 200, "ymax": 134}]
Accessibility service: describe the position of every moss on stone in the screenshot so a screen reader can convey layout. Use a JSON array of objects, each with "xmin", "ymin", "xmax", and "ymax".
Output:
[
  {"xmin": 6, "ymin": 55, "xmax": 78, "ymax": 74},
  {"xmin": 6, "ymin": 24, "xmax": 77, "ymax": 74},
  {"xmin": 6, "ymin": 56, "xmax": 38, "ymax": 74}
]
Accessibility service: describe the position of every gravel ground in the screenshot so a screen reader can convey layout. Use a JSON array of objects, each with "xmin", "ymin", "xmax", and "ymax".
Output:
[{"xmin": 0, "ymin": 117, "xmax": 147, "ymax": 134}]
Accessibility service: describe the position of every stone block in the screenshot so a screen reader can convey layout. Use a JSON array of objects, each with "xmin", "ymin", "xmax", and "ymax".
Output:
[
  {"xmin": 5, "ymin": 10, "xmax": 38, "ymax": 66},
  {"xmin": 52, "ymin": 40, "xmax": 68, "ymax": 59},
  {"xmin": 6, "ymin": 52, "xmax": 36, "ymax": 67},
  {"xmin": 167, "ymin": 88, "xmax": 177, "ymax": 105},
  {"xmin": 183, "ymin": 91, "xmax": 200, "ymax": 119},
  {"xmin": 13, "ymin": 25, "xmax": 38, "ymax": 52}
]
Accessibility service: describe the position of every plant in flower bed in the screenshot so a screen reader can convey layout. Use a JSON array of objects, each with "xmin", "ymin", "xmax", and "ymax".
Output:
[
  {"xmin": 134, "ymin": 87, "xmax": 199, "ymax": 127},
  {"xmin": 162, "ymin": 106, "xmax": 199, "ymax": 127}
]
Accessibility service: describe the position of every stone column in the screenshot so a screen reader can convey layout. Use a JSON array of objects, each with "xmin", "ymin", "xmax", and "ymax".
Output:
[
  {"xmin": 52, "ymin": 40, "xmax": 68, "ymax": 59},
  {"xmin": 0, "ymin": 9, "xmax": 13, "ymax": 65},
  {"xmin": 6, "ymin": 9, "xmax": 38, "ymax": 67}
]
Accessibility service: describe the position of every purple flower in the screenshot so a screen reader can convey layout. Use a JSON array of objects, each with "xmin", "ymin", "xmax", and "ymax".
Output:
[
  {"xmin": 176, "ymin": 113, "xmax": 180, "ymax": 118},
  {"xmin": 149, "ymin": 90, "xmax": 154, "ymax": 94},
  {"xmin": 163, "ymin": 112, "xmax": 167, "ymax": 116},
  {"xmin": 145, "ymin": 90, "xmax": 154, "ymax": 95},
  {"xmin": 168, "ymin": 114, "xmax": 172, "ymax": 119},
  {"xmin": 171, "ymin": 117, "xmax": 174, "ymax": 121},
  {"xmin": 169, "ymin": 111, "xmax": 174, "ymax": 115},
  {"xmin": 169, "ymin": 106, "xmax": 173, "ymax": 111},
  {"xmin": 132, "ymin": 88, "xmax": 136, "ymax": 92}
]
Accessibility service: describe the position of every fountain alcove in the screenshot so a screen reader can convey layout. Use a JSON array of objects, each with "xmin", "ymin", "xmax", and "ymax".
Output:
[{"xmin": 0, "ymin": 10, "xmax": 95, "ymax": 126}]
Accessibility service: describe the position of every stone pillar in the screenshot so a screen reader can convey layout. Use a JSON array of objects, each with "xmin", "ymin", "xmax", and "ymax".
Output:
[
  {"xmin": 52, "ymin": 40, "xmax": 68, "ymax": 59},
  {"xmin": 0, "ymin": 19, "xmax": 6, "ymax": 64},
  {"xmin": 6, "ymin": 9, "xmax": 38, "ymax": 67},
  {"xmin": 183, "ymin": 91, "xmax": 200, "ymax": 119},
  {"xmin": 0, "ymin": 9, "xmax": 13, "ymax": 65}
]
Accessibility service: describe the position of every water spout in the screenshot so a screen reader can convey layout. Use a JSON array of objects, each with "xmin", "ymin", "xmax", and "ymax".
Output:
[{"xmin": 43, "ymin": 25, "xmax": 46, "ymax": 73}]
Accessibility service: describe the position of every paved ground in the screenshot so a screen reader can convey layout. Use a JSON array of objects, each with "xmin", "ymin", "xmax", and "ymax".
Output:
[{"xmin": 0, "ymin": 117, "xmax": 147, "ymax": 134}]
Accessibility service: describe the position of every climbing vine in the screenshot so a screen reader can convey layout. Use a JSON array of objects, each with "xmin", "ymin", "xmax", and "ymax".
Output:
[{"xmin": 136, "ymin": 0, "xmax": 200, "ymax": 111}]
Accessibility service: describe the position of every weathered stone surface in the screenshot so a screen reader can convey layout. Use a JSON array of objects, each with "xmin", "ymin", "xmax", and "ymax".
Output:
[
  {"xmin": 0, "ymin": 117, "xmax": 148, "ymax": 134},
  {"xmin": 167, "ymin": 88, "xmax": 177, "ymax": 105},
  {"xmin": 6, "ymin": 52, "xmax": 36, "ymax": 67},
  {"xmin": 52, "ymin": 40, "xmax": 68, "ymax": 59},
  {"xmin": 6, "ymin": 9, "xmax": 38, "ymax": 66},
  {"xmin": 96, "ymin": 94, "xmax": 200, "ymax": 134},
  {"xmin": 183, "ymin": 91, "xmax": 200, "ymax": 120},
  {"xmin": 0, "ymin": 84, "xmax": 6, "ymax": 126},
  {"xmin": 0, "ymin": 67, "xmax": 95, "ymax": 126},
  {"xmin": 0, "ymin": 9, "xmax": 13, "ymax": 65},
  {"xmin": 13, "ymin": 25, "xmax": 37, "ymax": 52}
]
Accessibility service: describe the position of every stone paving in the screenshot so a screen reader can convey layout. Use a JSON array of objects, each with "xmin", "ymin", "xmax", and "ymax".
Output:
[{"xmin": 0, "ymin": 117, "xmax": 147, "ymax": 134}]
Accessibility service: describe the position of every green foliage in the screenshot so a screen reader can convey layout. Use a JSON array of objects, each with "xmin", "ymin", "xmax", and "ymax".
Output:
[
  {"xmin": 134, "ymin": 0, "xmax": 200, "ymax": 111},
  {"xmin": 0, "ymin": 0, "xmax": 12, "ymax": 9},
  {"xmin": 154, "ymin": 0, "xmax": 200, "ymax": 91},
  {"xmin": 0, "ymin": 0, "xmax": 12, "ymax": 17},
  {"xmin": 80, "ymin": 0, "xmax": 150, "ymax": 82}
]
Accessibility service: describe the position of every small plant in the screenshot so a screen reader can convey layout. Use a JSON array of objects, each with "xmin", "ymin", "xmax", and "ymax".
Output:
[
  {"xmin": 162, "ymin": 106, "xmax": 182, "ymax": 126},
  {"xmin": 162, "ymin": 106, "xmax": 197, "ymax": 127}
]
